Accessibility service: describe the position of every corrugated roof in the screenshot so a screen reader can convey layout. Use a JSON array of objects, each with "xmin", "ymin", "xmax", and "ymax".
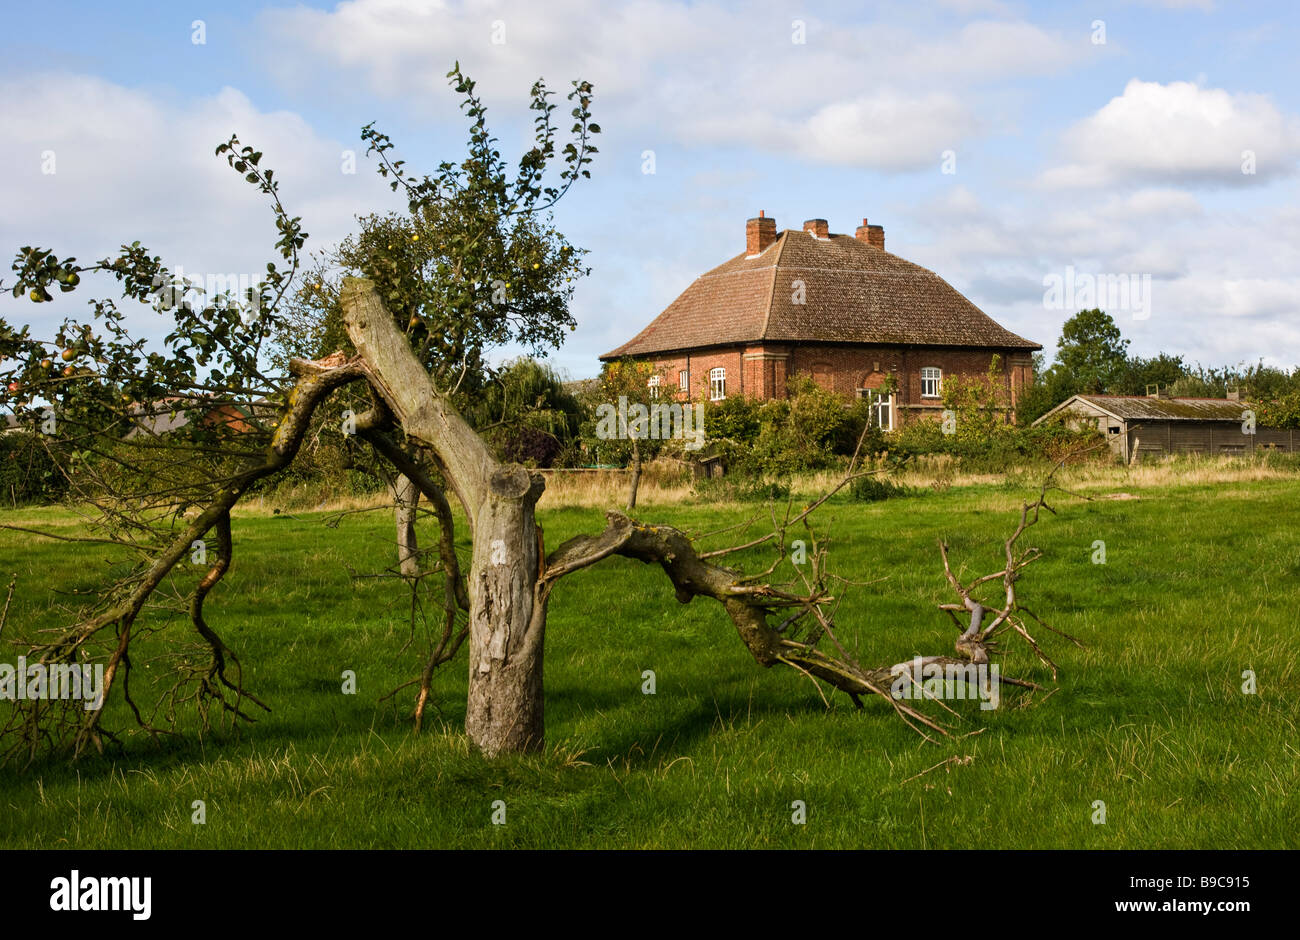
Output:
[
  {"xmin": 1077, "ymin": 395, "xmax": 1250, "ymax": 421},
  {"xmin": 601, "ymin": 229, "xmax": 1040, "ymax": 359}
]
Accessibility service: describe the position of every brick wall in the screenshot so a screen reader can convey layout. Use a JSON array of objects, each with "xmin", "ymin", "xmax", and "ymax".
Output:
[
  {"xmin": 631, "ymin": 343, "xmax": 1034, "ymax": 422},
  {"xmin": 897, "ymin": 348, "xmax": 1020, "ymax": 422},
  {"xmin": 789, "ymin": 345, "xmax": 903, "ymax": 398},
  {"xmin": 643, "ymin": 348, "xmax": 745, "ymax": 402}
]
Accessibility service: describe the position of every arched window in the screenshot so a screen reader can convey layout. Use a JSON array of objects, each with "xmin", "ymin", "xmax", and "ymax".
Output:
[{"xmin": 709, "ymin": 367, "xmax": 727, "ymax": 401}]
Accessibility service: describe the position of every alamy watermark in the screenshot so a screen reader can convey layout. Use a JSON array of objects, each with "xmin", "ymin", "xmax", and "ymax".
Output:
[
  {"xmin": 1043, "ymin": 266, "xmax": 1151, "ymax": 320},
  {"xmin": 0, "ymin": 658, "xmax": 104, "ymax": 709},
  {"xmin": 595, "ymin": 396, "xmax": 706, "ymax": 451},
  {"xmin": 149, "ymin": 266, "xmax": 266, "ymax": 322},
  {"xmin": 50, "ymin": 870, "xmax": 151, "ymax": 920},
  {"xmin": 889, "ymin": 656, "xmax": 1000, "ymax": 710}
]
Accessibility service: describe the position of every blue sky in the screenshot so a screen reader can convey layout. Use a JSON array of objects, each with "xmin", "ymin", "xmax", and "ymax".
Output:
[{"xmin": 2, "ymin": 0, "xmax": 1297, "ymax": 379}]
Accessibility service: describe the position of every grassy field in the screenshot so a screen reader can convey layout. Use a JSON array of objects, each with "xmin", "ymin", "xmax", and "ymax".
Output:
[{"xmin": 1, "ymin": 462, "xmax": 1297, "ymax": 849}]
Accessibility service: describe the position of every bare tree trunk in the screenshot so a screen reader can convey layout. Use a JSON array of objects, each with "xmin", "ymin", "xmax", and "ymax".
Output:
[
  {"xmin": 464, "ymin": 470, "xmax": 547, "ymax": 754},
  {"xmin": 626, "ymin": 436, "xmax": 641, "ymax": 513},
  {"xmin": 342, "ymin": 278, "xmax": 548, "ymax": 756},
  {"xmin": 390, "ymin": 473, "xmax": 420, "ymax": 578}
]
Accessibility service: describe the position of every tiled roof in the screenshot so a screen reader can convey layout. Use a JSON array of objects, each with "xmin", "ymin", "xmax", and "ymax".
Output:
[
  {"xmin": 1074, "ymin": 395, "xmax": 1250, "ymax": 421},
  {"xmin": 601, "ymin": 229, "xmax": 1040, "ymax": 359}
]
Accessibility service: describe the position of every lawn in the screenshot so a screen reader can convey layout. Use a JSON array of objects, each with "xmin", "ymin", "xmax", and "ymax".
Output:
[{"xmin": 1, "ymin": 467, "xmax": 1297, "ymax": 848}]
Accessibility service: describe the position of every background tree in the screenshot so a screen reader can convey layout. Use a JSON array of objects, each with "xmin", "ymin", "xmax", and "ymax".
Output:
[
  {"xmin": 1054, "ymin": 308, "xmax": 1129, "ymax": 394},
  {"xmin": 942, "ymin": 355, "xmax": 1012, "ymax": 440},
  {"xmin": 1114, "ymin": 353, "xmax": 1186, "ymax": 397},
  {"xmin": 1018, "ymin": 310, "xmax": 1128, "ymax": 423},
  {"xmin": 578, "ymin": 357, "xmax": 661, "ymax": 510},
  {"xmin": 268, "ymin": 95, "xmax": 594, "ymax": 571},
  {"xmin": 469, "ymin": 356, "xmax": 584, "ymax": 468}
]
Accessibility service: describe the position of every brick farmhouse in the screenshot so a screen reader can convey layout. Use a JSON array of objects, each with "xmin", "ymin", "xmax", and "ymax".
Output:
[{"xmin": 600, "ymin": 213, "xmax": 1041, "ymax": 429}]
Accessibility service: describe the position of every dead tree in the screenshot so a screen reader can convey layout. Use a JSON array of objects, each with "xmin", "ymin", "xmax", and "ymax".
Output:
[
  {"xmin": 0, "ymin": 67, "xmax": 1085, "ymax": 762},
  {"xmin": 3, "ymin": 277, "xmax": 1083, "ymax": 761}
]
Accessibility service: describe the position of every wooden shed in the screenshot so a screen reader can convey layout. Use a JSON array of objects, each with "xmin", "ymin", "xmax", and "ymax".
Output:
[{"xmin": 1033, "ymin": 393, "xmax": 1297, "ymax": 462}]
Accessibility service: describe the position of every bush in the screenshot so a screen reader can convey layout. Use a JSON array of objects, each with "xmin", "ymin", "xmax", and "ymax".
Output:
[
  {"xmin": 692, "ymin": 471, "xmax": 790, "ymax": 503},
  {"xmin": 474, "ymin": 358, "xmax": 584, "ymax": 468},
  {"xmin": 703, "ymin": 394, "xmax": 762, "ymax": 444},
  {"xmin": 0, "ymin": 431, "xmax": 66, "ymax": 505},
  {"xmin": 886, "ymin": 411, "xmax": 1103, "ymax": 474},
  {"xmin": 743, "ymin": 377, "xmax": 868, "ymax": 475},
  {"xmin": 692, "ymin": 370, "xmax": 1103, "ymax": 483},
  {"xmin": 849, "ymin": 474, "xmax": 913, "ymax": 502}
]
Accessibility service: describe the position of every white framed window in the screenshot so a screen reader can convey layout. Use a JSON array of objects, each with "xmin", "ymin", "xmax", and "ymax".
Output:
[
  {"xmin": 869, "ymin": 393, "xmax": 893, "ymax": 431},
  {"xmin": 921, "ymin": 366, "xmax": 942, "ymax": 399},
  {"xmin": 678, "ymin": 369, "xmax": 689, "ymax": 391},
  {"xmin": 647, "ymin": 374, "xmax": 661, "ymax": 400},
  {"xmin": 709, "ymin": 367, "xmax": 727, "ymax": 401}
]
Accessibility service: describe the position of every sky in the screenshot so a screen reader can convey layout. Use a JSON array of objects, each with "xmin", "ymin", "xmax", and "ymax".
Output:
[{"xmin": 1, "ymin": 0, "xmax": 1297, "ymax": 380}]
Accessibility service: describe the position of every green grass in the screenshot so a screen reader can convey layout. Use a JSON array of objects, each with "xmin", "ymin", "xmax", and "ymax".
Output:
[{"xmin": 1, "ymin": 473, "xmax": 1298, "ymax": 849}]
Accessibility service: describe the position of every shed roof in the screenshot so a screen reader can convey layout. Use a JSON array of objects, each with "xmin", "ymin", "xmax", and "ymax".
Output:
[{"xmin": 1035, "ymin": 394, "xmax": 1251, "ymax": 425}]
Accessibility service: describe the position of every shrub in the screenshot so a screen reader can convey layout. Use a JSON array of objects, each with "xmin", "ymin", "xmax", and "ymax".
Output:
[
  {"xmin": 692, "ymin": 471, "xmax": 791, "ymax": 503},
  {"xmin": 849, "ymin": 474, "xmax": 913, "ymax": 502},
  {"xmin": 0, "ymin": 431, "xmax": 66, "ymax": 505},
  {"xmin": 745, "ymin": 377, "xmax": 865, "ymax": 474},
  {"xmin": 703, "ymin": 394, "xmax": 762, "ymax": 444}
]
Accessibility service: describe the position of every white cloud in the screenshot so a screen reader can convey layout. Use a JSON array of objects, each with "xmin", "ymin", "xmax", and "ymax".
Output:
[
  {"xmin": 0, "ymin": 72, "xmax": 400, "ymax": 340},
  {"xmin": 934, "ymin": 0, "xmax": 1014, "ymax": 15},
  {"xmin": 1116, "ymin": 187, "xmax": 1203, "ymax": 216},
  {"xmin": 800, "ymin": 93, "xmax": 979, "ymax": 168},
  {"xmin": 257, "ymin": 0, "xmax": 1082, "ymax": 172},
  {"xmin": 897, "ymin": 180, "xmax": 1300, "ymax": 367},
  {"xmin": 911, "ymin": 20, "xmax": 1085, "ymax": 79},
  {"xmin": 680, "ymin": 90, "xmax": 979, "ymax": 170},
  {"xmin": 1040, "ymin": 79, "xmax": 1300, "ymax": 188},
  {"xmin": 1214, "ymin": 278, "xmax": 1300, "ymax": 319}
]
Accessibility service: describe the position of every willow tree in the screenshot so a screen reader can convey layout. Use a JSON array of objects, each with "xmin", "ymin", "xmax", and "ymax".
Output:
[{"xmin": 0, "ymin": 68, "xmax": 1077, "ymax": 761}]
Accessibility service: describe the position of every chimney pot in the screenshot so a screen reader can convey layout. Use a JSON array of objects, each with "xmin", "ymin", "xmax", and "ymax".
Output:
[{"xmin": 746, "ymin": 213, "xmax": 778, "ymax": 255}]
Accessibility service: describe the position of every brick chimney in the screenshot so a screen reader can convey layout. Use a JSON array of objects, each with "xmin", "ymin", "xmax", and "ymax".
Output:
[
  {"xmin": 802, "ymin": 218, "xmax": 829, "ymax": 239},
  {"xmin": 746, "ymin": 211, "xmax": 778, "ymax": 255},
  {"xmin": 852, "ymin": 218, "xmax": 883, "ymax": 249},
  {"xmin": 854, "ymin": 218, "xmax": 885, "ymax": 249}
]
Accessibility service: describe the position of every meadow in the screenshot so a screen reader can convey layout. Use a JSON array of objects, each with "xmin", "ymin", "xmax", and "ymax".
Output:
[{"xmin": 0, "ymin": 458, "xmax": 1297, "ymax": 849}]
